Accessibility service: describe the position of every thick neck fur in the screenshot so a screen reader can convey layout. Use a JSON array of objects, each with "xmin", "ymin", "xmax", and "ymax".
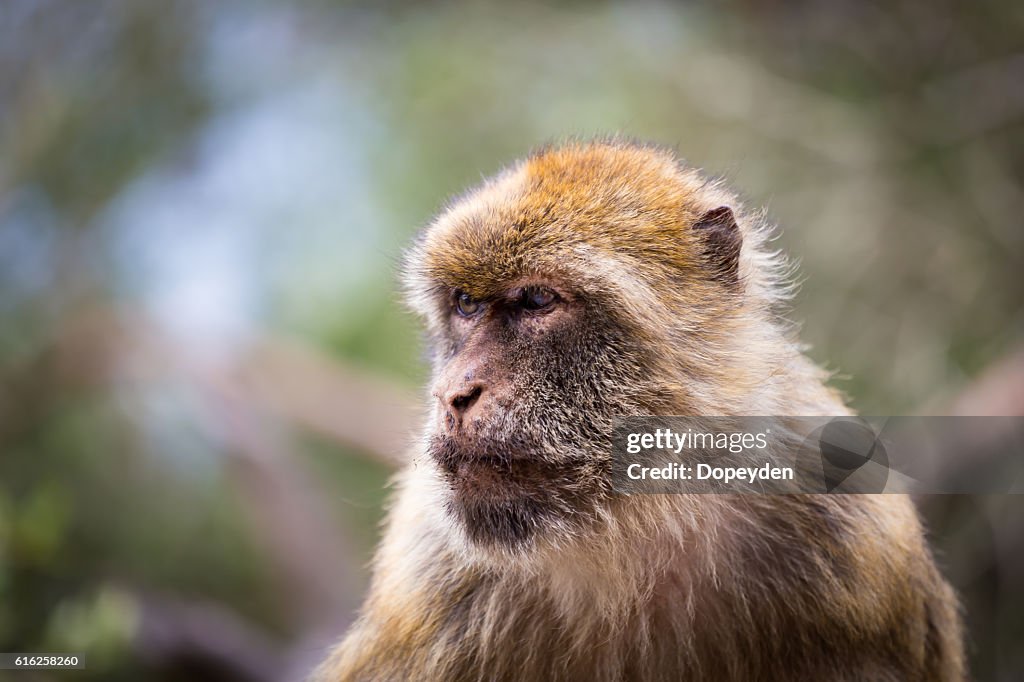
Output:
[{"xmin": 328, "ymin": 469, "xmax": 951, "ymax": 681}]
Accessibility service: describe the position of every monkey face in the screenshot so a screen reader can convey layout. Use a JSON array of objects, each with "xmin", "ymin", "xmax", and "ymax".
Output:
[
  {"xmin": 423, "ymin": 283, "xmax": 641, "ymax": 549},
  {"xmin": 404, "ymin": 141, "xmax": 745, "ymax": 551}
]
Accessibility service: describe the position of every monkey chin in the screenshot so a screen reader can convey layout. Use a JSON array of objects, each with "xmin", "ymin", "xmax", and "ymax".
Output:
[{"xmin": 427, "ymin": 434, "xmax": 594, "ymax": 551}]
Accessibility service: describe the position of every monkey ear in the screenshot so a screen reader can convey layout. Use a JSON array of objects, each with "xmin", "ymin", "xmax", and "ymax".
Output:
[{"xmin": 692, "ymin": 206, "xmax": 742, "ymax": 285}]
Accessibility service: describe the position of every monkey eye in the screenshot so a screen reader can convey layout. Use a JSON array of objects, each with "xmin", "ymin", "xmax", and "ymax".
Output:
[
  {"xmin": 519, "ymin": 286, "xmax": 557, "ymax": 311},
  {"xmin": 454, "ymin": 291, "xmax": 482, "ymax": 317}
]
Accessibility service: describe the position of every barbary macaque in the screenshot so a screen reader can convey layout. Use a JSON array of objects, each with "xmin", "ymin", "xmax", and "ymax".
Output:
[{"xmin": 314, "ymin": 140, "xmax": 964, "ymax": 681}]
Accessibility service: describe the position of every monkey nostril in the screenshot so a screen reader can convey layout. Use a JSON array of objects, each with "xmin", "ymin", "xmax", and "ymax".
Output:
[{"xmin": 449, "ymin": 385, "xmax": 483, "ymax": 415}]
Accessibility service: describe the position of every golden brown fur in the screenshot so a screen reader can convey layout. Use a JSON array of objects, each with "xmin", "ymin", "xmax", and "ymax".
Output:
[{"xmin": 314, "ymin": 139, "xmax": 964, "ymax": 681}]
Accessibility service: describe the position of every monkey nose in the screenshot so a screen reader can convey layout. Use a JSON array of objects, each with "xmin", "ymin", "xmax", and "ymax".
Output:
[
  {"xmin": 448, "ymin": 384, "xmax": 484, "ymax": 416},
  {"xmin": 439, "ymin": 383, "xmax": 485, "ymax": 429}
]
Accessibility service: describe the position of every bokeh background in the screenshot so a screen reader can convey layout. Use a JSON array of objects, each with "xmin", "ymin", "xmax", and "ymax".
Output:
[{"xmin": 1, "ymin": 1, "xmax": 1022, "ymax": 680}]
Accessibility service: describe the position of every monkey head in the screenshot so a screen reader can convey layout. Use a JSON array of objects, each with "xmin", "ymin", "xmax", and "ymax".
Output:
[{"xmin": 403, "ymin": 140, "xmax": 756, "ymax": 552}]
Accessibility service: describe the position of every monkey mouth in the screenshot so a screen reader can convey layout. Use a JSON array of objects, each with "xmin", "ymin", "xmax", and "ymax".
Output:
[
  {"xmin": 428, "ymin": 436, "xmax": 557, "ymax": 546},
  {"xmin": 429, "ymin": 436, "xmax": 539, "ymax": 479},
  {"xmin": 431, "ymin": 433, "xmax": 517, "ymax": 466},
  {"xmin": 428, "ymin": 434, "xmax": 573, "ymax": 502},
  {"xmin": 428, "ymin": 434, "xmax": 605, "ymax": 548}
]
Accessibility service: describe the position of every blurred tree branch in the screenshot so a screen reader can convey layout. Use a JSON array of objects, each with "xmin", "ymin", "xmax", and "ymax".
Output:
[
  {"xmin": 223, "ymin": 339, "xmax": 421, "ymax": 468},
  {"xmin": 134, "ymin": 593, "xmax": 285, "ymax": 682}
]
